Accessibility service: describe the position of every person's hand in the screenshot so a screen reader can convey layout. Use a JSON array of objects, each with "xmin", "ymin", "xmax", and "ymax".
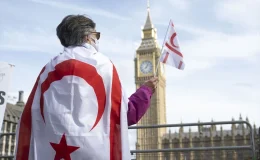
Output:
[{"xmin": 143, "ymin": 77, "xmax": 158, "ymax": 93}]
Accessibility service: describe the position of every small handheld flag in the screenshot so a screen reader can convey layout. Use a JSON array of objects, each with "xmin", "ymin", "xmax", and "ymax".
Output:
[{"xmin": 155, "ymin": 20, "xmax": 185, "ymax": 76}]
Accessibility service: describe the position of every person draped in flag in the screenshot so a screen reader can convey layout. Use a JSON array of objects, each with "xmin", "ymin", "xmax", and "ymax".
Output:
[{"xmin": 15, "ymin": 15, "xmax": 158, "ymax": 160}]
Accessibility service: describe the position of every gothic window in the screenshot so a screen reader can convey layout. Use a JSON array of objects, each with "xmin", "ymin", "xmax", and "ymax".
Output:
[
  {"xmin": 12, "ymin": 124, "xmax": 16, "ymax": 132},
  {"xmin": 11, "ymin": 135, "xmax": 15, "ymax": 143},
  {"xmin": 11, "ymin": 145, "xmax": 14, "ymax": 154},
  {"xmin": 5, "ymin": 136, "xmax": 10, "ymax": 153},
  {"xmin": 5, "ymin": 145, "xmax": 9, "ymax": 154},
  {"xmin": 6, "ymin": 123, "xmax": 11, "ymax": 132},
  {"xmin": 0, "ymin": 142, "xmax": 2, "ymax": 155}
]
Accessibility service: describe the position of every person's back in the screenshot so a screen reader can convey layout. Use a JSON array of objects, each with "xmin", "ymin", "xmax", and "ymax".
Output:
[{"xmin": 15, "ymin": 15, "xmax": 158, "ymax": 160}]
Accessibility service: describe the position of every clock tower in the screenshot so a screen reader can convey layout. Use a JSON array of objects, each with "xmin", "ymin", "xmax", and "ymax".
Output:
[{"xmin": 135, "ymin": 2, "xmax": 167, "ymax": 160}]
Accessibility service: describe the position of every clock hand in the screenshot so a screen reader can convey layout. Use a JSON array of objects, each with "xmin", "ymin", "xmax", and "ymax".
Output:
[{"xmin": 145, "ymin": 64, "xmax": 149, "ymax": 69}]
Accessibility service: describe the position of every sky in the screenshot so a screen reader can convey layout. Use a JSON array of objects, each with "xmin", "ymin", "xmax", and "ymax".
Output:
[{"xmin": 0, "ymin": 0, "xmax": 260, "ymax": 150}]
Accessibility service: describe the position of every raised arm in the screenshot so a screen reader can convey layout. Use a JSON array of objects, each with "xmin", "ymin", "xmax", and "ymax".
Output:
[{"xmin": 127, "ymin": 77, "xmax": 158, "ymax": 126}]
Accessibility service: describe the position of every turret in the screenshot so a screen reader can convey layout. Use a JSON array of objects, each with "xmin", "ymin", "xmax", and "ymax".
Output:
[
  {"xmin": 198, "ymin": 119, "xmax": 203, "ymax": 137},
  {"xmin": 220, "ymin": 126, "xmax": 223, "ymax": 138},
  {"xmin": 189, "ymin": 127, "xmax": 192, "ymax": 148},
  {"xmin": 168, "ymin": 129, "xmax": 172, "ymax": 139},
  {"xmin": 246, "ymin": 116, "xmax": 250, "ymax": 129},
  {"xmin": 189, "ymin": 127, "xmax": 192, "ymax": 139},
  {"xmin": 210, "ymin": 126, "xmax": 213, "ymax": 139},
  {"xmin": 231, "ymin": 117, "xmax": 236, "ymax": 136},
  {"xmin": 211, "ymin": 118, "xmax": 217, "ymax": 131},
  {"xmin": 237, "ymin": 114, "xmax": 245, "ymax": 131},
  {"xmin": 179, "ymin": 121, "xmax": 184, "ymax": 139},
  {"xmin": 254, "ymin": 123, "xmax": 257, "ymax": 136},
  {"xmin": 231, "ymin": 117, "xmax": 236, "ymax": 146}
]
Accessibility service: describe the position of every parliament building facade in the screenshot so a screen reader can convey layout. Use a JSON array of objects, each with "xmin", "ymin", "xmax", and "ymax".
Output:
[{"xmin": 0, "ymin": 91, "xmax": 24, "ymax": 160}]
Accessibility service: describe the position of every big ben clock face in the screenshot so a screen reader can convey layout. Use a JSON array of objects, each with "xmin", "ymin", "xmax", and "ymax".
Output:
[{"xmin": 140, "ymin": 60, "xmax": 153, "ymax": 74}]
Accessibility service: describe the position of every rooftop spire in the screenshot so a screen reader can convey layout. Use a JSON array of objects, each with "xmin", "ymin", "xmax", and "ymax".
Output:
[
  {"xmin": 143, "ymin": 0, "xmax": 153, "ymax": 30},
  {"xmin": 239, "ymin": 113, "xmax": 243, "ymax": 120},
  {"xmin": 147, "ymin": 0, "xmax": 150, "ymax": 11},
  {"xmin": 246, "ymin": 116, "xmax": 249, "ymax": 122}
]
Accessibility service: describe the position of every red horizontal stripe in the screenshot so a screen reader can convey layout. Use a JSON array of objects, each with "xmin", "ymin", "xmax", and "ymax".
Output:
[
  {"xmin": 165, "ymin": 42, "xmax": 183, "ymax": 58},
  {"xmin": 110, "ymin": 64, "xmax": 122, "ymax": 160},
  {"xmin": 178, "ymin": 61, "xmax": 183, "ymax": 69},
  {"xmin": 163, "ymin": 52, "xmax": 169, "ymax": 63}
]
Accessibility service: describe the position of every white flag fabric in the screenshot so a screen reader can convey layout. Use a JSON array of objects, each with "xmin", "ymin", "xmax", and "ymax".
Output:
[
  {"xmin": 15, "ymin": 44, "xmax": 130, "ymax": 160},
  {"xmin": 0, "ymin": 62, "xmax": 13, "ymax": 134},
  {"xmin": 160, "ymin": 20, "xmax": 185, "ymax": 70}
]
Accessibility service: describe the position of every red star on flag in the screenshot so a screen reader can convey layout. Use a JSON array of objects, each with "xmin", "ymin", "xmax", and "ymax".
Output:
[{"xmin": 50, "ymin": 134, "xmax": 80, "ymax": 160}]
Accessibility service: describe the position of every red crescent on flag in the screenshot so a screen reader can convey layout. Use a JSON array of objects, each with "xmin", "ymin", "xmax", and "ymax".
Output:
[
  {"xmin": 40, "ymin": 59, "xmax": 106, "ymax": 131},
  {"xmin": 170, "ymin": 32, "xmax": 179, "ymax": 48}
]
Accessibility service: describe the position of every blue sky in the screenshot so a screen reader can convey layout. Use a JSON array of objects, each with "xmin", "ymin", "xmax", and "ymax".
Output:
[{"xmin": 1, "ymin": 0, "xmax": 260, "ymax": 149}]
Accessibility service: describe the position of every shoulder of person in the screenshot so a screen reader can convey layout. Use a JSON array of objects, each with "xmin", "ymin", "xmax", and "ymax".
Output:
[{"xmin": 92, "ymin": 51, "xmax": 114, "ymax": 67}]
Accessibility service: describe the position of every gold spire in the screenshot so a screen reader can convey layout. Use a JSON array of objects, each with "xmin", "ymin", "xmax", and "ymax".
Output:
[
  {"xmin": 138, "ymin": 0, "xmax": 158, "ymax": 49},
  {"xmin": 143, "ymin": 0, "xmax": 153, "ymax": 30}
]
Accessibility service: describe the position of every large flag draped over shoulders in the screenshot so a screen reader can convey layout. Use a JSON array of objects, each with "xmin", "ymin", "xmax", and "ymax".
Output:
[
  {"xmin": 160, "ymin": 20, "xmax": 185, "ymax": 70},
  {"xmin": 15, "ymin": 45, "xmax": 130, "ymax": 160}
]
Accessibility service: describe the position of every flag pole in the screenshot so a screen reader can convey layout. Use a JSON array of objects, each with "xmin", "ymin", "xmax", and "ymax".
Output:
[{"xmin": 154, "ymin": 20, "xmax": 171, "ymax": 77}]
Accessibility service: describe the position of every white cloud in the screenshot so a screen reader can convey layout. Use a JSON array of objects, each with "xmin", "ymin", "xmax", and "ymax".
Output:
[
  {"xmin": 215, "ymin": 0, "xmax": 260, "ymax": 30},
  {"xmin": 0, "ymin": 28, "xmax": 61, "ymax": 54},
  {"xmin": 151, "ymin": 24, "xmax": 259, "ymax": 81},
  {"xmin": 164, "ymin": 24, "xmax": 260, "ymax": 78},
  {"xmin": 29, "ymin": 0, "xmax": 129, "ymax": 21},
  {"xmin": 166, "ymin": 22, "xmax": 260, "ymax": 58},
  {"xmin": 175, "ymin": 23, "xmax": 221, "ymax": 36},
  {"xmin": 155, "ymin": 22, "xmax": 260, "ymax": 75},
  {"xmin": 166, "ymin": 88, "xmax": 260, "ymax": 129},
  {"xmin": 183, "ymin": 33, "xmax": 260, "ymax": 58},
  {"xmin": 99, "ymin": 36, "xmax": 138, "ymax": 59},
  {"xmin": 164, "ymin": 58, "xmax": 216, "ymax": 80},
  {"xmin": 168, "ymin": 0, "xmax": 191, "ymax": 11}
]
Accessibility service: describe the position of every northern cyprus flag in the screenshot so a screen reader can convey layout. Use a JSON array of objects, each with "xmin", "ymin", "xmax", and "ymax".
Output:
[
  {"xmin": 160, "ymin": 20, "xmax": 185, "ymax": 70},
  {"xmin": 15, "ymin": 44, "xmax": 130, "ymax": 160}
]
